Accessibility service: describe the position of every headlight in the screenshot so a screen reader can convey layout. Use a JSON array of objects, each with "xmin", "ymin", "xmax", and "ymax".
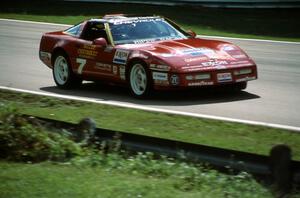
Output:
[
  {"xmin": 186, "ymin": 73, "xmax": 211, "ymax": 80},
  {"xmin": 185, "ymin": 75, "xmax": 193, "ymax": 80},
  {"xmin": 170, "ymin": 74, "xmax": 180, "ymax": 85},
  {"xmin": 195, "ymin": 73, "xmax": 211, "ymax": 80},
  {"xmin": 234, "ymin": 69, "xmax": 252, "ymax": 75}
]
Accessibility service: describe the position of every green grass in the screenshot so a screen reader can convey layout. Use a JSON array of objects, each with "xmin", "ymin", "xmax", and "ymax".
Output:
[
  {"xmin": 0, "ymin": 108, "xmax": 298, "ymax": 198},
  {"xmin": 0, "ymin": 161, "xmax": 193, "ymax": 198},
  {"xmin": 1, "ymin": 89, "xmax": 300, "ymax": 161},
  {"xmin": 0, "ymin": 0, "xmax": 300, "ymax": 42},
  {"xmin": 0, "ymin": 107, "xmax": 275, "ymax": 197},
  {"xmin": 0, "ymin": 158, "xmax": 274, "ymax": 198}
]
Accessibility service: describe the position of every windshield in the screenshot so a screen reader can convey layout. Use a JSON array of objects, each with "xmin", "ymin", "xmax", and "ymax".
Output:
[{"xmin": 110, "ymin": 18, "xmax": 188, "ymax": 45}]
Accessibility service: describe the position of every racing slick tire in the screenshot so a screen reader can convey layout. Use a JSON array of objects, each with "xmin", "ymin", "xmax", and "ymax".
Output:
[
  {"xmin": 52, "ymin": 53, "xmax": 82, "ymax": 89},
  {"xmin": 226, "ymin": 82, "xmax": 247, "ymax": 92},
  {"xmin": 234, "ymin": 82, "xmax": 247, "ymax": 91},
  {"xmin": 129, "ymin": 61, "xmax": 152, "ymax": 98}
]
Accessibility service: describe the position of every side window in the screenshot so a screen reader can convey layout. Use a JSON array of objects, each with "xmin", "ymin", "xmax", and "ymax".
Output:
[
  {"xmin": 81, "ymin": 22, "xmax": 108, "ymax": 41},
  {"xmin": 64, "ymin": 23, "xmax": 82, "ymax": 36}
]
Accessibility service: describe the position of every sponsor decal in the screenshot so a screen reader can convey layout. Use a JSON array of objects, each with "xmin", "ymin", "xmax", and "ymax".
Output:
[
  {"xmin": 40, "ymin": 51, "xmax": 51, "ymax": 62},
  {"xmin": 236, "ymin": 76, "xmax": 256, "ymax": 82},
  {"xmin": 77, "ymin": 44, "xmax": 98, "ymax": 59},
  {"xmin": 170, "ymin": 74, "xmax": 179, "ymax": 86},
  {"xmin": 132, "ymin": 36, "xmax": 177, "ymax": 44},
  {"xmin": 188, "ymin": 81, "xmax": 214, "ymax": 86},
  {"xmin": 181, "ymin": 48, "xmax": 214, "ymax": 56},
  {"xmin": 181, "ymin": 65, "xmax": 226, "ymax": 72},
  {"xmin": 201, "ymin": 60, "xmax": 228, "ymax": 67},
  {"xmin": 150, "ymin": 64, "xmax": 170, "ymax": 71},
  {"xmin": 152, "ymin": 72, "xmax": 168, "ymax": 81},
  {"xmin": 76, "ymin": 58, "xmax": 87, "ymax": 74},
  {"xmin": 113, "ymin": 18, "xmax": 162, "ymax": 25},
  {"xmin": 184, "ymin": 56, "xmax": 208, "ymax": 63},
  {"xmin": 113, "ymin": 65, "xmax": 118, "ymax": 75},
  {"xmin": 181, "ymin": 48, "xmax": 233, "ymax": 60},
  {"xmin": 113, "ymin": 49, "xmax": 129, "ymax": 65},
  {"xmin": 181, "ymin": 66, "xmax": 206, "ymax": 72},
  {"xmin": 120, "ymin": 66, "xmax": 126, "ymax": 80},
  {"xmin": 154, "ymin": 80, "xmax": 169, "ymax": 86},
  {"xmin": 134, "ymin": 39, "xmax": 156, "ymax": 44},
  {"xmin": 95, "ymin": 62, "xmax": 112, "ymax": 71},
  {"xmin": 217, "ymin": 73, "xmax": 232, "ymax": 83}
]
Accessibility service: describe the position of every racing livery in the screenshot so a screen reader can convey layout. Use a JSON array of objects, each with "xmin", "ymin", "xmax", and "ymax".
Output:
[{"xmin": 39, "ymin": 14, "xmax": 257, "ymax": 98}]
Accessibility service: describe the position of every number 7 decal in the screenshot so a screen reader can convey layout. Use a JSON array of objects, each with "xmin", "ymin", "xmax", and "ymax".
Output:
[{"xmin": 76, "ymin": 58, "xmax": 87, "ymax": 74}]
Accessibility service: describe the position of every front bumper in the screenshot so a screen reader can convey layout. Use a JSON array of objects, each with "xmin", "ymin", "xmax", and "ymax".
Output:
[{"xmin": 151, "ymin": 66, "xmax": 257, "ymax": 90}]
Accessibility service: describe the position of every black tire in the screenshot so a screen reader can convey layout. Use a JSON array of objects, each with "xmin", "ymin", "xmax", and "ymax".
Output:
[
  {"xmin": 226, "ymin": 82, "xmax": 247, "ymax": 92},
  {"xmin": 234, "ymin": 82, "xmax": 247, "ymax": 91},
  {"xmin": 52, "ymin": 53, "xmax": 82, "ymax": 89},
  {"xmin": 128, "ymin": 61, "xmax": 152, "ymax": 98}
]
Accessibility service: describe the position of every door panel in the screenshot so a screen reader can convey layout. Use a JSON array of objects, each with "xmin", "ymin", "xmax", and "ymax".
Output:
[{"xmin": 72, "ymin": 39, "xmax": 116, "ymax": 80}]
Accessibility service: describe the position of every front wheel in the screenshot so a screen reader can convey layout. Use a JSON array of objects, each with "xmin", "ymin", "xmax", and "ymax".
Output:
[
  {"xmin": 226, "ymin": 82, "xmax": 247, "ymax": 92},
  {"xmin": 234, "ymin": 82, "xmax": 247, "ymax": 91},
  {"xmin": 53, "ymin": 54, "xmax": 82, "ymax": 89},
  {"xmin": 129, "ymin": 62, "xmax": 152, "ymax": 98}
]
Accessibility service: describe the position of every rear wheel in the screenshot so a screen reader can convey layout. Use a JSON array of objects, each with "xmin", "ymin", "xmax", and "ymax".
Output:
[
  {"xmin": 53, "ymin": 53, "xmax": 82, "ymax": 89},
  {"xmin": 129, "ymin": 61, "xmax": 152, "ymax": 98}
]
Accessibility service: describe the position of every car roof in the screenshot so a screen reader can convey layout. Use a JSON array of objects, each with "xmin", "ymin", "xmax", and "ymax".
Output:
[{"xmin": 89, "ymin": 14, "xmax": 162, "ymax": 24}]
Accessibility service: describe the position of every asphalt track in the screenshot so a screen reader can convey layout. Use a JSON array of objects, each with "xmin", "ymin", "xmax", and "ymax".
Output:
[{"xmin": 1, "ymin": 19, "xmax": 300, "ymax": 130}]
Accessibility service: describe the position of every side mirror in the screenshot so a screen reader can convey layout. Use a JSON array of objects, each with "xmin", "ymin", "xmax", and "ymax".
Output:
[
  {"xmin": 93, "ymin": 37, "xmax": 107, "ymax": 47},
  {"xmin": 186, "ymin": 30, "xmax": 197, "ymax": 38}
]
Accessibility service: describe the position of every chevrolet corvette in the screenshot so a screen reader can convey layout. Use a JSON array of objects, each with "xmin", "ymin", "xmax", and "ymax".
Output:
[{"xmin": 39, "ymin": 14, "xmax": 257, "ymax": 98}]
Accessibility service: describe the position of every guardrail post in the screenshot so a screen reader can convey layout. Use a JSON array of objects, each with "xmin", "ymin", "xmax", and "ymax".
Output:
[
  {"xmin": 75, "ymin": 117, "xmax": 96, "ymax": 142},
  {"xmin": 269, "ymin": 144, "xmax": 292, "ymax": 195}
]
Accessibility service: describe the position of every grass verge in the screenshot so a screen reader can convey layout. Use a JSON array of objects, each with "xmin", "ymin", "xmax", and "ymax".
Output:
[
  {"xmin": 0, "ymin": 0, "xmax": 299, "ymax": 42},
  {"xmin": 0, "ymin": 109, "xmax": 277, "ymax": 198},
  {"xmin": 0, "ymin": 89, "xmax": 300, "ymax": 161},
  {"xmin": 0, "ymin": 160, "xmax": 273, "ymax": 198}
]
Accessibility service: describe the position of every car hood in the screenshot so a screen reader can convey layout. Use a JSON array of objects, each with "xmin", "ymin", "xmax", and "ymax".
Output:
[{"xmin": 121, "ymin": 38, "xmax": 255, "ymax": 72}]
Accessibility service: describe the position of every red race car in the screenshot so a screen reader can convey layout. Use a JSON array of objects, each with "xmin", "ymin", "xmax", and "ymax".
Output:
[{"xmin": 39, "ymin": 14, "xmax": 257, "ymax": 98}]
